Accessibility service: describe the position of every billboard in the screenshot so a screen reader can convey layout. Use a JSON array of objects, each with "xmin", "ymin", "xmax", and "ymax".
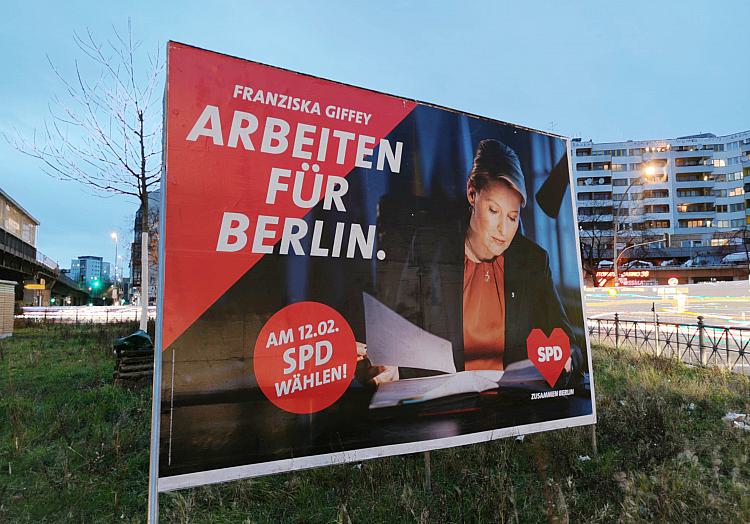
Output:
[{"xmin": 152, "ymin": 42, "xmax": 596, "ymax": 493}]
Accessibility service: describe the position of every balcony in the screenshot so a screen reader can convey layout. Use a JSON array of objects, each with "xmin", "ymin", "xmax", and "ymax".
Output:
[
  {"xmin": 675, "ymin": 194, "xmax": 713, "ymax": 203},
  {"xmin": 637, "ymin": 225, "xmax": 672, "ymax": 233},
  {"xmin": 674, "ymin": 226, "xmax": 717, "ymax": 234},
  {"xmin": 675, "ymin": 177, "xmax": 715, "ymax": 187},
  {"xmin": 641, "ymin": 208, "xmax": 671, "ymax": 215},
  {"xmin": 642, "ymin": 151, "xmax": 670, "ymax": 161},
  {"xmin": 677, "ymin": 202, "xmax": 716, "ymax": 211},
  {"xmin": 671, "ymin": 150, "xmax": 713, "ymax": 159},
  {"xmin": 576, "ymin": 178, "xmax": 611, "ymax": 189},
  {"xmin": 574, "ymin": 152, "xmax": 612, "ymax": 162},
  {"xmin": 639, "ymin": 190, "xmax": 670, "ymax": 199},
  {"xmin": 674, "ymin": 164, "xmax": 713, "ymax": 174},
  {"xmin": 577, "ymin": 198, "xmax": 613, "ymax": 207},
  {"xmin": 577, "ymin": 214, "xmax": 614, "ymax": 223},
  {"xmin": 576, "ymin": 189, "xmax": 612, "ymax": 199},
  {"xmin": 677, "ymin": 215, "xmax": 718, "ymax": 226},
  {"xmin": 634, "ymin": 199, "xmax": 670, "ymax": 209},
  {"xmin": 638, "ymin": 181, "xmax": 670, "ymax": 191}
]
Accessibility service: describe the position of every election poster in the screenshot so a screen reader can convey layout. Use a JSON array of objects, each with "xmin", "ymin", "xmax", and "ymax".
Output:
[{"xmin": 152, "ymin": 42, "xmax": 596, "ymax": 492}]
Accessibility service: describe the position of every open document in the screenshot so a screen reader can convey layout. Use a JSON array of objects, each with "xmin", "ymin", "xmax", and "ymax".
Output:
[
  {"xmin": 363, "ymin": 292, "xmax": 456, "ymax": 373},
  {"xmin": 369, "ymin": 360, "xmax": 544, "ymax": 409},
  {"xmin": 369, "ymin": 370, "xmax": 501, "ymax": 409},
  {"xmin": 363, "ymin": 293, "xmax": 545, "ymax": 409}
]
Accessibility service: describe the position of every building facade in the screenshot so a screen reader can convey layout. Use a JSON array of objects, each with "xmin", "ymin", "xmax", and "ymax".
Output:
[
  {"xmin": 573, "ymin": 130, "xmax": 750, "ymax": 263},
  {"xmin": 0, "ymin": 188, "xmax": 87, "ymax": 305},
  {"xmin": 69, "ymin": 256, "xmax": 111, "ymax": 288},
  {"xmin": 130, "ymin": 189, "xmax": 160, "ymax": 305},
  {"xmin": 0, "ymin": 188, "xmax": 38, "ymax": 253}
]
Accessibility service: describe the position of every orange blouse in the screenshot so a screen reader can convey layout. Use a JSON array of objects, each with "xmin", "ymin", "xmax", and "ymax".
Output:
[{"xmin": 463, "ymin": 255, "xmax": 505, "ymax": 370}]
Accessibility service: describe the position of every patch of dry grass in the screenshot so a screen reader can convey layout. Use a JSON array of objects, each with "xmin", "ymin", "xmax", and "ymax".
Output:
[{"xmin": 2, "ymin": 326, "xmax": 749, "ymax": 522}]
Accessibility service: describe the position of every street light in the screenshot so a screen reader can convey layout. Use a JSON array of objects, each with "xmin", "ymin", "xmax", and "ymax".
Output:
[
  {"xmin": 614, "ymin": 235, "xmax": 669, "ymax": 273},
  {"xmin": 612, "ymin": 164, "xmax": 666, "ymax": 286}
]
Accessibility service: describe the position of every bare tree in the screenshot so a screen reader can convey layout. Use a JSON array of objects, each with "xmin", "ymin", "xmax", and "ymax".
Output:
[
  {"xmin": 733, "ymin": 226, "xmax": 750, "ymax": 261},
  {"xmin": 577, "ymin": 188, "xmax": 662, "ymax": 286},
  {"xmin": 577, "ymin": 200, "xmax": 613, "ymax": 286},
  {"xmin": 6, "ymin": 21, "xmax": 163, "ymax": 328},
  {"xmin": 718, "ymin": 225, "xmax": 750, "ymax": 261}
]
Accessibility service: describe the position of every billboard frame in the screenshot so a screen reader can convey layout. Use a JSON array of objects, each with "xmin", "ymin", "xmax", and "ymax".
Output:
[{"xmin": 147, "ymin": 41, "xmax": 597, "ymax": 518}]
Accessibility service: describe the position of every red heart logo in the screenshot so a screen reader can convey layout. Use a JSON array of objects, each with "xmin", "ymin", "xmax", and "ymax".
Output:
[{"xmin": 526, "ymin": 328, "xmax": 571, "ymax": 387}]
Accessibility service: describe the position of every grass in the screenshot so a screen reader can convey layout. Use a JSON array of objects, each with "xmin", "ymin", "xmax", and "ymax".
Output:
[{"xmin": 1, "ymin": 323, "xmax": 749, "ymax": 523}]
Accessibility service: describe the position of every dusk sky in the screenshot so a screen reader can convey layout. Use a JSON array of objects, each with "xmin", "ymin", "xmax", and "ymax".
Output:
[{"xmin": 1, "ymin": 1, "xmax": 748, "ymax": 273}]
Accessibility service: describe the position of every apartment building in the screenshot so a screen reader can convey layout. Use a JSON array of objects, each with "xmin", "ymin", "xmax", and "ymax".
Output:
[
  {"xmin": 573, "ymin": 130, "xmax": 750, "ymax": 261},
  {"xmin": 69, "ymin": 256, "xmax": 111, "ymax": 287}
]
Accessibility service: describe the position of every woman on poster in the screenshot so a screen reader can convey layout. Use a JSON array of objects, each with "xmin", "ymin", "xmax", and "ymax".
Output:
[{"xmin": 361, "ymin": 139, "xmax": 583, "ymax": 384}]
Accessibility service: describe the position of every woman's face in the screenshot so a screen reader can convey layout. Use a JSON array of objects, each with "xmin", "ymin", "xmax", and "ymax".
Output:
[{"xmin": 466, "ymin": 179, "xmax": 522, "ymax": 261}]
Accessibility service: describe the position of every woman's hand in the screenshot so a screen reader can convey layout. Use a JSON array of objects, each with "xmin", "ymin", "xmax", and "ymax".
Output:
[
  {"xmin": 369, "ymin": 365, "xmax": 399, "ymax": 385},
  {"xmin": 355, "ymin": 342, "xmax": 399, "ymax": 385},
  {"xmin": 356, "ymin": 341, "xmax": 368, "ymax": 361}
]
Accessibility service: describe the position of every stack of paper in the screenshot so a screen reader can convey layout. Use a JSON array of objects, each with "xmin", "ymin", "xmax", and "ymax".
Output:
[{"xmin": 363, "ymin": 293, "xmax": 544, "ymax": 409}]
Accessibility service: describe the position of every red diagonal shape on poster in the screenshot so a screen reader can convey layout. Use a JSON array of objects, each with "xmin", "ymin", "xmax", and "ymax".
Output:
[{"xmin": 162, "ymin": 43, "xmax": 416, "ymax": 350}]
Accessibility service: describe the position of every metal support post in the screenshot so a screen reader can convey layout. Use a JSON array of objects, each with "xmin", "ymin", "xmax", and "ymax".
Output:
[
  {"xmin": 726, "ymin": 328, "xmax": 731, "ymax": 371},
  {"xmin": 423, "ymin": 451, "xmax": 432, "ymax": 492},
  {"xmin": 655, "ymin": 313, "xmax": 661, "ymax": 357},
  {"xmin": 590, "ymin": 425, "xmax": 598, "ymax": 458},
  {"xmin": 614, "ymin": 313, "xmax": 620, "ymax": 350}
]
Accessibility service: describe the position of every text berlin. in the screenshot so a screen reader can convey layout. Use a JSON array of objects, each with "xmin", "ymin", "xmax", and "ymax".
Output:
[{"xmin": 186, "ymin": 105, "xmax": 402, "ymax": 261}]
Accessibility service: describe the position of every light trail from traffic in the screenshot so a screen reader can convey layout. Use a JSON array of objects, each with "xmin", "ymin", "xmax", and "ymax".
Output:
[
  {"xmin": 18, "ymin": 305, "xmax": 157, "ymax": 323},
  {"xmin": 585, "ymin": 280, "xmax": 750, "ymax": 327}
]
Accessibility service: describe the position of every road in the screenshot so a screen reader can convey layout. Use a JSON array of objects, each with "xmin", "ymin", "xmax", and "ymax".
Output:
[
  {"xmin": 14, "ymin": 281, "xmax": 750, "ymax": 329},
  {"xmin": 585, "ymin": 280, "xmax": 750, "ymax": 327}
]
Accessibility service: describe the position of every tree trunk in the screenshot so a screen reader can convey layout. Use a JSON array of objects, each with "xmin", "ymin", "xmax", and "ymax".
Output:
[
  {"xmin": 140, "ymin": 194, "xmax": 149, "ymax": 331},
  {"xmin": 138, "ymin": 108, "xmax": 150, "ymax": 332},
  {"xmin": 140, "ymin": 230, "xmax": 149, "ymax": 331}
]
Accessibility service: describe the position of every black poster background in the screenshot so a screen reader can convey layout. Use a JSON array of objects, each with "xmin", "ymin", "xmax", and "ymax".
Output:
[{"xmin": 159, "ymin": 104, "xmax": 592, "ymax": 479}]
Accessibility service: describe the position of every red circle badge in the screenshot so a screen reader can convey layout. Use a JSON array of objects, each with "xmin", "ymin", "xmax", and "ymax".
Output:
[{"xmin": 254, "ymin": 302, "xmax": 357, "ymax": 414}]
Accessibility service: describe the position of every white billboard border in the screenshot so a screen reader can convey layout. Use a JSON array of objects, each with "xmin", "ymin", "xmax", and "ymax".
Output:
[
  {"xmin": 159, "ymin": 413, "xmax": 595, "ymax": 492},
  {"xmin": 146, "ymin": 46, "xmax": 171, "ymax": 523},
  {"xmin": 148, "ymin": 41, "xmax": 599, "ymax": 502},
  {"xmin": 566, "ymin": 136, "xmax": 598, "ymax": 430}
]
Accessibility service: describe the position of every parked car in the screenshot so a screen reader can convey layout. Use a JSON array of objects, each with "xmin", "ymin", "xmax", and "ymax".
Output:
[
  {"xmin": 682, "ymin": 258, "xmax": 697, "ymax": 267},
  {"xmin": 625, "ymin": 260, "xmax": 654, "ymax": 268},
  {"xmin": 659, "ymin": 259, "xmax": 676, "ymax": 267},
  {"xmin": 721, "ymin": 251, "xmax": 750, "ymax": 265},
  {"xmin": 597, "ymin": 260, "xmax": 613, "ymax": 269},
  {"xmin": 682, "ymin": 257, "xmax": 710, "ymax": 267}
]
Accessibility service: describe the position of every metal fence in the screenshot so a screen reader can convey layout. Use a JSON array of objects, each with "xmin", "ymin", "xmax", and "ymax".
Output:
[
  {"xmin": 13, "ymin": 306, "xmax": 750, "ymax": 375},
  {"xmin": 587, "ymin": 314, "xmax": 750, "ymax": 374}
]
